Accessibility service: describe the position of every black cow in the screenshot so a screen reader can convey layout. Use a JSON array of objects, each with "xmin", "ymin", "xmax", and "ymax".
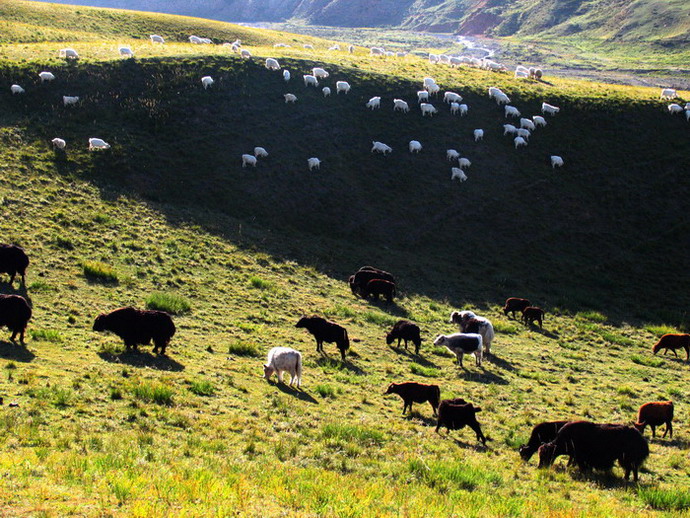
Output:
[
  {"xmin": 93, "ymin": 307, "xmax": 176, "ymax": 355},
  {"xmin": 0, "ymin": 294, "xmax": 31, "ymax": 344},
  {"xmin": 0, "ymin": 244, "xmax": 29, "ymax": 285},
  {"xmin": 295, "ymin": 316, "xmax": 349, "ymax": 360},
  {"xmin": 435, "ymin": 399, "xmax": 487, "ymax": 444}
]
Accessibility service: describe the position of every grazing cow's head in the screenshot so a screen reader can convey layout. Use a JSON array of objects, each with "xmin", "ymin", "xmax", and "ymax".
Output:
[
  {"xmin": 537, "ymin": 443, "xmax": 557, "ymax": 468},
  {"xmin": 652, "ymin": 342, "xmax": 662, "ymax": 355},
  {"xmin": 518, "ymin": 445, "xmax": 532, "ymax": 461},
  {"xmin": 92, "ymin": 314, "xmax": 107, "ymax": 332},
  {"xmin": 295, "ymin": 317, "xmax": 309, "ymax": 328},
  {"xmin": 385, "ymin": 333, "xmax": 394, "ymax": 345},
  {"xmin": 633, "ymin": 421, "xmax": 646, "ymax": 434},
  {"xmin": 384, "ymin": 383, "xmax": 398, "ymax": 395},
  {"xmin": 263, "ymin": 364, "xmax": 275, "ymax": 380},
  {"xmin": 433, "ymin": 335, "xmax": 446, "ymax": 346}
]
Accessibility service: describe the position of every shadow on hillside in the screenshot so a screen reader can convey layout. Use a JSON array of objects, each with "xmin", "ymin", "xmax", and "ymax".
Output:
[
  {"xmin": 389, "ymin": 346, "xmax": 439, "ymax": 367},
  {"xmin": 486, "ymin": 354, "xmax": 516, "ymax": 371},
  {"xmin": 0, "ymin": 282, "xmax": 28, "ymax": 299},
  {"xmin": 405, "ymin": 412, "xmax": 437, "ymax": 427},
  {"xmin": 458, "ymin": 368, "xmax": 508, "ymax": 385},
  {"xmin": 528, "ymin": 326, "xmax": 559, "ymax": 339},
  {"xmin": 660, "ymin": 437, "xmax": 690, "ymax": 449},
  {"xmin": 271, "ymin": 381, "xmax": 319, "ymax": 404},
  {"xmin": 568, "ymin": 467, "xmax": 645, "ymax": 488},
  {"xmin": 315, "ymin": 355, "xmax": 366, "ymax": 375},
  {"xmin": 440, "ymin": 433, "xmax": 489, "ymax": 452},
  {"xmin": 0, "ymin": 341, "xmax": 35, "ymax": 362},
  {"xmin": 366, "ymin": 299, "xmax": 410, "ymax": 318},
  {"xmin": 98, "ymin": 350, "xmax": 185, "ymax": 371}
]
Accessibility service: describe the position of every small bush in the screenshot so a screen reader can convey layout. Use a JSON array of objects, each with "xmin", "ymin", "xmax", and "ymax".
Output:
[
  {"xmin": 616, "ymin": 385, "xmax": 636, "ymax": 397},
  {"xmin": 110, "ymin": 388, "xmax": 123, "ymax": 400},
  {"xmin": 188, "ymin": 380, "xmax": 215, "ymax": 396},
  {"xmin": 314, "ymin": 384, "xmax": 341, "ymax": 399},
  {"xmin": 146, "ymin": 292, "xmax": 191, "ymax": 314},
  {"xmin": 249, "ymin": 276, "xmax": 272, "ymax": 290},
  {"xmin": 228, "ymin": 341, "xmax": 260, "ymax": 357},
  {"xmin": 82, "ymin": 260, "xmax": 118, "ymax": 283},
  {"xmin": 131, "ymin": 382, "xmax": 174, "ymax": 405},
  {"xmin": 29, "ymin": 329, "xmax": 63, "ymax": 343},
  {"xmin": 410, "ymin": 364, "xmax": 440, "ymax": 377},
  {"xmin": 53, "ymin": 235, "xmax": 74, "ymax": 250},
  {"xmin": 639, "ymin": 488, "xmax": 690, "ymax": 511}
]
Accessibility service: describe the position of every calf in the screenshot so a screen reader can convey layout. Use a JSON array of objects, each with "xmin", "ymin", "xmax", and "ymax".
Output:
[
  {"xmin": 386, "ymin": 320, "xmax": 422, "ymax": 354},
  {"xmin": 0, "ymin": 294, "xmax": 31, "ymax": 345},
  {"xmin": 435, "ymin": 399, "xmax": 486, "ymax": 444},
  {"xmin": 538, "ymin": 421, "xmax": 649, "ymax": 481},
  {"xmin": 0, "ymin": 244, "xmax": 29, "ymax": 285},
  {"xmin": 503, "ymin": 297, "xmax": 531, "ymax": 318},
  {"xmin": 433, "ymin": 333, "xmax": 483, "ymax": 367},
  {"xmin": 295, "ymin": 316, "xmax": 349, "ymax": 360},
  {"xmin": 522, "ymin": 306, "xmax": 545, "ymax": 328},
  {"xmin": 634, "ymin": 401, "xmax": 674, "ymax": 439},
  {"xmin": 362, "ymin": 279, "xmax": 396, "ymax": 302},
  {"xmin": 385, "ymin": 382, "xmax": 440, "ymax": 416},
  {"xmin": 652, "ymin": 333, "xmax": 690, "ymax": 361},
  {"xmin": 93, "ymin": 307, "xmax": 176, "ymax": 355},
  {"xmin": 349, "ymin": 267, "xmax": 395, "ymax": 297},
  {"xmin": 519, "ymin": 420, "xmax": 569, "ymax": 461}
]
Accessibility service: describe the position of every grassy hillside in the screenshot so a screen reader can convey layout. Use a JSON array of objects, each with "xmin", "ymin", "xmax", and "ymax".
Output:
[{"xmin": 0, "ymin": 1, "xmax": 689, "ymax": 515}]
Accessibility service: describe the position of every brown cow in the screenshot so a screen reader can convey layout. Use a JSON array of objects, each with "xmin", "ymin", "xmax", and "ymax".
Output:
[
  {"xmin": 385, "ymin": 382, "xmax": 440, "ymax": 416},
  {"xmin": 634, "ymin": 401, "xmax": 674, "ymax": 439},
  {"xmin": 652, "ymin": 334, "xmax": 690, "ymax": 361}
]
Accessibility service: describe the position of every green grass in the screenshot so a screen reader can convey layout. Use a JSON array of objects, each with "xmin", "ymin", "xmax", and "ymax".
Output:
[
  {"xmin": 29, "ymin": 329, "xmax": 63, "ymax": 343},
  {"xmin": 145, "ymin": 292, "xmax": 191, "ymax": 314},
  {"xmin": 314, "ymin": 383, "xmax": 341, "ymax": 399},
  {"xmin": 130, "ymin": 382, "xmax": 174, "ymax": 405},
  {"xmin": 631, "ymin": 355, "xmax": 665, "ymax": 368},
  {"xmin": 410, "ymin": 364, "xmax": 440, "ymax": 377},
  {"xmin": 639, "ymin": 488, "xmax": 690, "ymax": 511},
  {"xmin": 322, "ymin": 423, "xmax": 385, "ymax": 446},
  {"xmin": 82, "ymin": 260, "xmax": 118, "ymax": 283},
  {"xmin": 188, "ymin": 379, "xmax": 216, "ymax": 396},
  {"xmin": 228, "ymin": 341, "xmax": 261, "ymax": 357}
]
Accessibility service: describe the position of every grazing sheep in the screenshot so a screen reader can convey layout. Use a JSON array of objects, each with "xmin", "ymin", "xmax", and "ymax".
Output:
[
  {"xmin": 284, "ymin": 93, "xmax": 297, "ymax": 104},
  {"xmin": 522, "ymin": 306, "xmax": 545, "ymax": 328},
  {"xmin": 435, "ymin": 399, "xmax": 486, "ymax": 444},
  {"xmin": 660, "ymin": 88, "xmax": 677, "ymax": 100},
  {"xmin": 458, "ymin": 157, "xmax": 471, "ymax": 169},
  {"xmin": 385, "ymin": 382, "xmax": 440, "ymax": 415},
  {"xmin": 88, "ymin": 138, "xmax": 110, "ymax": 151},
  {"xmin": 447, "ymin": 149, "xmax": 460, "ymax": 161},
  {"xmin": 451, "ymin": 167, "xmax": 467, "ymax": 181},
  {"xmin": 495, "ymin": 93, "xmax": 510, "ymax": 105},
  {"xmin": 371, "ymin": 141, "xmax": 392, "ymax": 154},
  {"xmin": 505, "ymin": 105, "xmax": 521, "ymax": 118},
  {"xmin": 189, "ymin": 35, "xmax": 202, "ymax": 44},
  {"xmin": 538, "ymin": 421, "xmax": 648, "ymax": 482},
  {"xmin": 519, "ymin": 421, "xmax": 570, "ymax": 461},
  {"xmin": 303, "ymin": 44, "xmax": 314, "ymax": 49},
  {"xmin": 433, "ymin": 333, "xmax": 482, "ymax": 367},
  {"xmin": 686, "ymin": 109, "xmax": 690, "ymax": 122},
  {"xmin": 393, "ymin": 99, "xmax": 409, "ymax": 112},
  {"xmin": 417, "ymin": 90, "xmax": 429, "ymax": 103},
  {"xmin": 474, "ymin": 129, "xmax": 484, "ymax": 142},
  {"xmin": 283, "ymin": 70, "xmax": 290, "ymax": 81},
  {"xmin": 423, "ymin": 77, "xmax": 437, "ymax": 88},
  {"xmin": 634, "ymin": 401, "xmax": 674, "ymax": 438},
  {"xmin": 254, "ymin": 147, "xmax": 268, "ymax": 158},
  {"xmin": 503, "ymin": 124, "xmax": 517, "ymax": 136},
  {"xmin": 542, "ymin": 102, "xmax": 560, "ymax": 116},
  {"xmin": 652, "ymin": 333, "xmax": 690, "ymax": 360},
  {"xmin": 349, "ymin": 45, "xmax": 354, "ymax": 53},
  {"xmin": 361, "ymin": 279, "xmax": 395, "ymax": 302},
  {"xmin": 517, "ymin": 128, "xmax": 531, "ymax": 140},
  {"xmin": 242, "ymin": 154, "xmax": 257, "ymax": 168},
  {"xmin": 93, "ymin": 307, "xmax": 176, "ymax": 355},
  {"xmin": 503, "ymin": 297, "xmax": 531, "ymax": 318},
  {"xmin": 366, "ymin": 96, "xmax": 381, "ymax": 110},
  {"xmin": 370, "ymin": 47, "xmax": 385, "ymax": 55},
  {"xmin": 458, "ymin": 104, "xmax": 468, "ymax": 116},
  {"xmin": 449, "ymin": 311, "xmax": 494, "ymax": 355},
  {"xmin": 336, "ymin": 81, "xmax": 351, "ymax": 94},
  {"xmin": 428, "ymin": 53, "xmax": 439, "ymax": 63},
  {"xmin": 150, "ymin": 35, "xmax": 165, "ymax": 43},
  {"xmin": 551, "ymin": 155, "xmax": 564, "ymax": 168},
  {"xmin": 312, "ymin": 67, "xmax": 329, "ymax": 79},
  {"xmin": 427, "ymin": 83, "xmax": 440, "ymax": 96},
  {"xmin": 420, "ymin": 103, "xmax": 437, "ymax": 117},
  {"xmin": 0, "ymin": 244, "xmax": 29, "ymax": 285},
  {"xmin": 59, "ymin": 48, "xmax": 79, "ymax": 59},
  {"xmin": 307, "ymin": 157, "xmax": 321, "ymax": 171},
  {"xmin": 514, "ymin": 136, "xmax": 527, "ymax": 149},
  {"xmin": 386, "ymin": 320, "xmax": 422, "ymax": 354},
  {"xmin": 119, "ymin": 46, "xmax": 134, "ymax": 57},
  {"xmin": 322, "ymin": 87, "xmax": 331, "ymax": 97},
  {"xmin": 328, "ymin": 44, "xmax": 340, "ymax": 51},
  {"xmin": 63, "ymin": 95, "xmax": 79, "ymax": 106},
  {"xmin": 240, "ymin": 49, "xmax": 252, "ymax": 59},
  {"xmin": 263, "ymin": 347, "xmax": 302, "ymax": 388},
  {"xmin": 51, "ymin": 138, "xmax": 66, "ymax": 150},
  {"xmin": 0, "ymin": 295, "xmax": 31, "ymax": 345},
  {"xmin": 444, "ymin": 92, "xmax": 462, "ymax": 104},
  {"xmin": 450, "ymin": 102, "xmax": 461, "ymax": 115},
  {"xmin": 488, "ymin": 86, "xmax": 504, "ymax": 99},
  {"xmin": 409, "ymin": 140, "xmax": 422, "ymax": 153},
  {"xmin": 10, "ymin": 85, "xmax": 24, "ymax": 95},
  {"xmin": 39, "ymin": 71, "xmax": 55, "ymax": 83},
  {"xmin": 295, "ymin": 316, "xmax": 349, "ymax": 360},
  {"xmin": 533, "ymin": 115, "xmax": 547, "ymax": 127},
  {"xmin": 201, "ymin": 76, "xmax": 214, "ymax": 89},
  {"xmin": 264, "ymin": 58, "xmax": 280, "ymax": 71},
  {"xmin": 520, "ymin": 118, "xmax": 536, "ymax": 131},
  {"xmin": 303, "ymin": 74, "xmax": 318, "ymax": 87},
  {"xmin": 668, "ymin": 103, "xmax": 684, "ymax": 114}
]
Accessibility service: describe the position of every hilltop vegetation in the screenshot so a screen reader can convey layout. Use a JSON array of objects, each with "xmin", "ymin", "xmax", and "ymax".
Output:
[{"xmin": 0, "ymin": 1, "xmax": 689, "ymax": 515}]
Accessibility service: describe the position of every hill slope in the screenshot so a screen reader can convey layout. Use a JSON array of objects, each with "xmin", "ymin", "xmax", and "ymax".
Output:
[{"xmin": 0, "ymin": 2, "xmax": 689, "ymax": 516}]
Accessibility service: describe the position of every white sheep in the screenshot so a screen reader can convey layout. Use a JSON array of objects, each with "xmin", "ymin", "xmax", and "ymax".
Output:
[
  {"xmin": 444, "ymin": 91, "xmax": 462, "ymax": 104},
  {"xmin": 39, "ymin": 71, "xmax": 55, "ymax": 83},
  {"xmin": 488, "ymin": 86, "xmax": 503, "ymax": 99},
  {"xmin": 423, "ymin": 77, "xmax": 437, "ymax": 88},
  {"xmin": 10, "ymin": 84, "xmax": 24, "ymax": 95},
  {"xmin": 119, "ymin": 46, "xmax": 134, "ymax": 57},
  {"xmin": 328, "ymin": 44, "xmax": 340, "ymax": 51},
  {"xmin": 240, "ymin": 49, "xmax": 252, "ymax": 59},
  {"xmin": 263, "ymin": 347, "xmax": 302, "ymax": 388},
  {"xmin": 150, "ymin": 35, "xmax": 165, "ymax": 44},
  {"xmin": 59, "ymin": 48, "xmax": 79, "ymax": 60},
  {"xmin": 231, "ymin": 43, "xmax": 240, "ymax": 53},
  {"xmin": 336, "ymin": 81, "xmax": 350, "ymax": 94},
  {"xmin": 89, "ymin": 138, "xmax": 110, "ymax": 151},
  {"xmin": 427, "ymin": 83, "xmax": 440, "ymax": 96},
  {"xmin": 189, "ymin": 35, "xmax": 202, "ymax": 44},
  {"xmin": 447, "ymin": 149, "xmax": 460, "ymax": 161},
  {"xmin": 542, "ymin": 102, "xmax": 560, "ymax": 116},
  {"xmin": 370, "ymin": 47, "xmax": 385, "ymax": 55},
  {"xmin": 201, "ymin": 76, "xmax": 214, "ymax": 89},
  {"xmin": 409, "ymin": 140, "xmax": 422, "ymax": 153},
  {"xmin": 459, "ymin": 104, "xmax": 468, "ymax": 116},
  {"xmin": 514, "ymin": 136, "xmax": 527, "ymax": 149},
  {"xmin": 371, "ymin": 141, "xmax": 392, "ymax": 154},
  {"xmin": 254, "ymin": 147, "xmax": 268, "ymax": 158},
  {"xmin": 660, "ymin": 88, "xmax": 677, "ymax": 100},
  {"xmin": 199, "ymin": 38, "xmax": 212, "ymax": 44},
  {"xmin": 284, "ymin": 93, "xmax": 297, "ymax": 104},
  {"xmin": 520, "ymin": 118, "xmax": 536, "ymax": 131},
  {"xmin": 473, "ymin": 129, "xmax": 484, "ymax": 142},
  {"xmin": 265, "ymin": 58, "xmax": 281, "ymax": 71},
  {"xmin": 307, "ymin": 157, "xmax": 321, "ymax": 170},
  {"xmin": 495, "ymin": 93, "xmax": 510, "ymax": 105},
  {"xmin": 366, "ymin": 96, "xmax": 381, "ymax": 110},
  {"xmin": 303, "ymin": 44, "xmax": 314, "ymax": 50},
  {"xmin": 393, "ymin": 99, "xmax": 409, "ymax": 112},
  {"xmin": 420, "ymin": 103, "xmax": 437, "ymax": 117},
  {"xmin": 686, "ymin": 109, "xmax": 690, "ymax": 122},
  {"xmin": 303, "ymin": 74, "xmax": 318, "ymax": 87},
  {"xmin": 63, "ymin": 95, "xmax": 79, "ymax": 106},
  {"xmin": 503, "ymin": 124, "xmax": 517, "ymax": 136},
  {"xmin": 51, "ymin": 138, "xmax": 66, "ymax": 150},
  {"xmin": 312, "ymin": 67, "xmax": 329, "ymax": 79},
  {"xmin": 348, "ymin": 45, "xmax": 355, "ymax": 53},
  {"xmin": 515, "ymin": 70, "xmax": 529, "ymax": 79},
  {"xmin": 428, "ymin": 53, "xmax": 439, "ymax": 63},
  {"xmin": 451, "ymin": 167, "xmax": 467, "ymax": 182},
  {"xmin": 417, "ymin": 90, "xmax": 429, "ymax": 103},
  {"xmin": 517, "ymin": 128, "xmax": 531, "ymax": 140},
  {"xmin": 242, "ymin": 154, "xmax": 257, "ymax": 168},
  {"xmin": 322, "ymin": 87, "xmax": 331, "ymax": 97},
  {"xmin": 274, "ymin": 43, "xmax": 289, "ymax": 48},
  {"xmin": 450, "ymin": 102, "xmax": 460, "ymax": 115},
  {"xmin": 532, "ymin": 115, "xmax": 547, "ymax": 127},
  {"xmin": 668, "ymin": 103, "xmax": 683, "ymax": 114},
  {"xmin": 283, "ymin": 70, "xmax": 290, "ymax": 82},
  {"xmin": 505, "ymin": 105, "xmax": 521, "ymax": 118},
  {"xmin": 551, "ymin": 155, "xmax": 564, "ymax": 168},
  {"xmin": 458, "ymin": 157, "xmax": 471, "ymax": 169}
]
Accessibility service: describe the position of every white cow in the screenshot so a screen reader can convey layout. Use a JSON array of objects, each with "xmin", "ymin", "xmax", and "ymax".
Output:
[
  {"xmin": 409, "ymin": 140, "xmax": 422, "ymax": 153},
  {"xmin": 542, "ymin": 102, "xmax": 560, "ymax": 116},
  {"xmin": 366, "ymin": 96, "xmax": 381, "ymax": 110},
  {"xmin": 242, "ymin": 154, "xmax": 257, "ymax": 167},
  {"xmin": 119, "ymin": 46, "xmax": 134, "ymax": 57},
  {"xmin": 336, "ymin": 81, "xmax": 351, "ymax": 94},
  {"xmin": 417, "ymin": 90, "xmax": 429, "ymax": 103},
  {"xmin": 303, "ymin": 74, "xmax": 318, "ymax": 87},
  {"xmin": 265, "ymin": 58, "xmax": 281, "ymax": 71},
  {"xmin": 393, "ymin": 99, "xmax": 409, "ymax": 112},
  {"xmin": 307, "ymin": 157, "xmax": 321, "ymax": 170},
  {"xmin": 284, "ymin": 93, "xmax": 297, "ymax": 103},
  {"xmin": 420, "ymin": 103, "xmax": 437, "ymax": 117},
  {"xmin": 447, "ymin": 149, "xmax": 460, "ymax": 161},
  {"xmin": 283, "ymin": 70, "xmax": 290, "ymax": 82},
  {"xmin": 322, "ymin": 87, "xmax": 331, "ymax": 97},
  {"xmin": 59, "ymin": 48, "xmax": 79, "ymax": 59},
  {"xmin": 39, "ymin": 71, "xmax": 55, "ymax": 83},
  {"xmin": 660, "ymin": 88, "xmax": 677, "ymax": 100},
  {"xmin": 201, "ymin": 76, "xmax": 214, "ymax": 89},
  {"xmin": 451, "ymin": 167, "xmax": 467, "ymax": 181},
  {"xmin": 444, "ymin": 92, "xmax": 462, "ymax": 104},
  {"xmin": 474, "ymin": 129, "xmax": 484, "ymax": 142},
  {"xmin": 505, "ymin": 105, "xmax": 521, "ymax": 118},
  {"xmin": 532, "ymin": 115, "xmax": 547, "ymax": 127},
  {"xmin": 263, "ymin": 347, "xmax": 302, "ymax": 388},
  {"xmin": 150, "ymin": 35, "xmax": 165, "ymax": 44},
  {"xmin": 254, "ymin": 147, "xmax": 268, "ymax": 158},
  {"xmin": 514, "ymin": 136, "xmax": 527, "ymax": 149},
  {"xmin": 312, "ymin": 68, "xmax": 329, "ymax": 79},
  {"xmin": 458, "ymin": 158, "xmax": 471, "ymax": 169},
  {"xmin": 89, "ymin": 138, "xmax": 110, "ymax": 151},
  {"xmin": 520, "ymin": 118, "xmax": 536, "ymax": 131},
  {"xmin": 10, "ymin": 85, "xmax": 24, "ymax": 95},
  {"xmin": 51, "ymin": 138, "xmax": 66, "ymax": 149},
  {"xmin": 371, "ymin": 141, "xmax": 392, "ymax": 154},
  {"xmin": 551, "ymin": 155, "xmax": 564, "ymax": 168}
]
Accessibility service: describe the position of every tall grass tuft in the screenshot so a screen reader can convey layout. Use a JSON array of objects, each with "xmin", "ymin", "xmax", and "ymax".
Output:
[
  {"xmin": 188, "ymin": 379, "xmax": 215, "ymax": 396},
  {"xmin": 322, "ymin": 423, "xmax": 385, "ymax": 446},
  {"xmin": 29, "ymin": 329, "xmax": 63, "ymax": 343},
  {"xmin": 82, "ymin": 260, "xmax": 118, "ymax": 283},
  {"xmin": 131, "ymin": 382, "xmax": 174, "ymax": 406},
  {"xmin": 228, "ymin": 341, "xmax": 260, "ymax": 357},
  {"xmin": 410, "ymin": 364, "xmax": 440, "ymax": 377},
  {"xmin": 146, "ymin": 292, "xmax": 191, "ymax": 314},
  {"xmin": 639, "ymin": 488, "xmax": 690, "ymax": 510}
]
